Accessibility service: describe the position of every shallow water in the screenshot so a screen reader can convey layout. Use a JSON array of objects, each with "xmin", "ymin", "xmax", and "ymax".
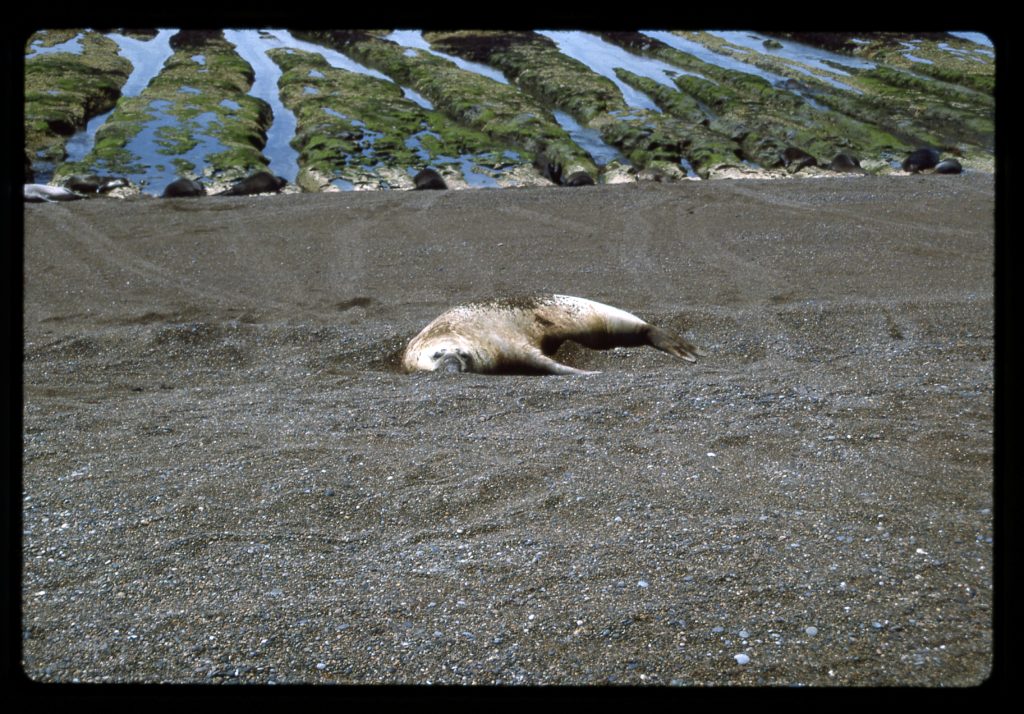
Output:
[
  {"xmin": 223, "ymin": 29, "xmax": 300, "ymax": 182},
  {"xmin": 61, "ymin": 30, "xmax": 176, "ymax": 169},
  {"xmin": 536, "ymin": 31, "xmax": 677, "ymax": 111},
  {"xmin": 30, "ymin": 29, "xmax": 994, "ymax": 191},
  {"xmin": 25, "ymin": 32, "xmax": 85, "ymax": 57},
  {"xmin": 705, "ymin": 30, "xmax": 874, "ymax": 75},
  {"xmin": 551, "ymin": 111, "xmax": 622, "ymax": 167},
  {"xmin": 122, "ymin": 100, "xmax": 230, "ymax": 193},
  {"xmin": 948, "ymin": 31, "xmax": 993, "ymax": 47},
  {"xmin": 383, "ymin": 30, "xmax": 512, "ymax": 85},
  {"xmin": 681, "ymin": 31, "xmax": 866, "ymax": 94}
]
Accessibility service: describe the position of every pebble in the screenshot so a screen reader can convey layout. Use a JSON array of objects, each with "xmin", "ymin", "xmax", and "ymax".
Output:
[
  {"xmin": 805, "ymin": 626, "xmax": 818, "ymax": 636},
  {"xmin": 734, "ymin": 653, "xmax": 750, "ymax": 665}
]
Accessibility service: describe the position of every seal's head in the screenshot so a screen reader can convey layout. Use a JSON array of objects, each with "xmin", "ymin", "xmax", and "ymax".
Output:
[
  {"xmin": 403, "ymin": 332, "xmax": 482, "ymax": 373},
  {"xmin": 431, "ymin": 346, "xmax": 475, "ymax": 373}
]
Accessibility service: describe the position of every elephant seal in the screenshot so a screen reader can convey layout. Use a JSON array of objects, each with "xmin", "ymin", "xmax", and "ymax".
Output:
[
  {"xmin": 902, "ymin": 148, "xmax": 940, "ymax": 173},
  {"xmin": 563, "ymin": 170, "xmax": 596, "ymax": 187},
  {"xmin": 64, "ymin": 174, "xmax": 128, "ymax": 194},
  {"xmin": 402, "ymin": 294, "xmax": 704, "ymax": 375},
  {"xmin": 829, "ymin": 152, "xmax": 864, "ymax": 173},
  {"xmin": 215, "ymin": 171, "xmax": 287, "ymax": 196},
  {"xmin": 24, "ymin": 184, "xmax": 83, "ymax": 202},
  {"xmin": 161, "ymin": 177, "xmax": 207, "ymax": 198},
  {"xmin": 780, "ymin": 147, "xmax": 817, "ymax": 172},
  {"xmin": 413, "ymin": 168, "xmax": 447, "ymax": 190},
  {"xmin": 934, "ymin": 158, "xmax": 963, "ymax": 174}
]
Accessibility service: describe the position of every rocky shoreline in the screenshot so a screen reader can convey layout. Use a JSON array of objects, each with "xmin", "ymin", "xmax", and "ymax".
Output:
[{"xmin": 24, "ymin": 30, "xmax": 994, "ymax": 196}]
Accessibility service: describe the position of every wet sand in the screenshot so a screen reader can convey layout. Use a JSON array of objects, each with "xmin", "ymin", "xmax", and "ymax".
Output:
[{"xmin": 21, "ymin": 175, "xmax": 994, "ymax": 685}]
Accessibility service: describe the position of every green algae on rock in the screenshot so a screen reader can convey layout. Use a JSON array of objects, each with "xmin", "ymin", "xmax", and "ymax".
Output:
[
  {"xmin": 646, "ymin": 31, "xmax": 994, "ymax": 168},
  {"xmin": 25, "ymin": 30, "xmax": 132, "ymax": 172},
  {"xmin": 414, "ymin": 31, "xmax": 729, "ymax": 179},
  {"xmin": 268, "ymin": 47, "xmax": 529, "ymax": 191},
  {"xmin": 296, "ymin": 31, "xmax": 598, "ymax": 185},
  {"xmin": 55, "ymin": 31, "xmax": 273, "ymax": 189},
  {"xmin": 423, "ymin": 31, "xmax": 628, "ymax": 124},
  {"xmin": 598, "ymin": 31, "xmax": 925, "ymax": 172},
  {"xmin": 772, "ymin": 32, "xmax": 995, "ymax": 95}
]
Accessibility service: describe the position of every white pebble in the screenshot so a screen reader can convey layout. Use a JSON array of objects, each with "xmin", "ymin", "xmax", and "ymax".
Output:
[
  {"xmin": 734, "ymin": 653, "xmax": 750, "ymax": 665},
  {"xmin": 638, "ymin": 580, "xmax": 649, "ymax": 588},
  {"xmin": 805, "ymin": 626, "xmax": 818, "ymax": 636}
]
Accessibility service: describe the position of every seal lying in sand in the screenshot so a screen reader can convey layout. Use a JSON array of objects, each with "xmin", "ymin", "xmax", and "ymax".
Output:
[
  {"xmin": 215, "ymin": 171, "xmax": 287, "ymax": 196},
  {"xmin": 161, "ymin": 177, "xmax": 207, "ymax": 198},
  {"xmin": 24, "ymin": 184, "xmax": 83, "ymax": 202},
  {"xmin": 64, "ymin": 174, "xmax": 128, "ymax": 194},
  {"xmin": 413, "ymin": 168, "xmax": 448, "ymax": 190},
  {"xmin": 402, "ymin": 294, "xmax": 704, "ymax": 375}
]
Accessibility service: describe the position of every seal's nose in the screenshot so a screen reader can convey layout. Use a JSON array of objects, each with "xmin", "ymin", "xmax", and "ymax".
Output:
[{"xmin": 439, "ymin": 354, "xmax": 463, "ymax": 373}]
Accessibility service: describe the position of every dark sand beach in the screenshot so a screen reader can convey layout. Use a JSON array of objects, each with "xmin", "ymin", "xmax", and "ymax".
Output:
[{"xmin": 21, "ymin": 175, "xmax": 994, "ymax": 685}]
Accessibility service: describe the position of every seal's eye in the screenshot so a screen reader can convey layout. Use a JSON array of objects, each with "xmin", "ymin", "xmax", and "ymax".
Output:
[{"xmin": 432, "ymin": 351, "xmax": 444, "ymax": 360}]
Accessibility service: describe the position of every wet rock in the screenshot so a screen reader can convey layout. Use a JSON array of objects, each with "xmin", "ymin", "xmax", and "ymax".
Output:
[{"xmin": 934, "ymin": 158, "xmax": 963, "ymax": 174}]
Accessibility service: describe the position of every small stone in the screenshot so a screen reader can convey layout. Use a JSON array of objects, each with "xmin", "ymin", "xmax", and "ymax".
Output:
[
  {"xmin": 734, "ymin": 653, "xmax": 750, "ymax": 665},
  {"xmin": 805, "ymin": 626, "xmax": 818, "ymax": 636}
]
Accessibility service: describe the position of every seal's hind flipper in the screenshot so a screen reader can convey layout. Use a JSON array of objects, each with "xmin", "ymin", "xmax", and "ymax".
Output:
[{"xmin": 645, "ymin": 325, "xmax": 705, "ymax": 362}]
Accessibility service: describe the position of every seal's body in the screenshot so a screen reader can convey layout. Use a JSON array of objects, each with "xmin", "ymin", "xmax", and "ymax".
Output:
[
  {"xmin": 413, "ymin": 168, "xmax": 447, "ymax": 190},
  {"xmin": 934, "ymin": 158, "xmax": 963, "ymax": 175},
  {"xmin": 24, "ymin": 184, "xmax": 82, "ymax": 202},
  {"xmin": 902, "ymin": 148, "xmax": 940, "ymax": 173},
  {"xmin": 64, "ymin": 174, "xmax": 127, "ymax": 193},
  {"xmin": 161, "ymin": 177, "xmax": 207, "ymax": 198},
  {"xmin": 216, "ymin": 171, "xmax": 287, "ymax": 196},
  {"xmin": 829, "ymin": 152, "xmax": 864, "ymax": 173},
  {"xmin": 402, "ymin": 294, "xmax": 703, "ymax": 375}
]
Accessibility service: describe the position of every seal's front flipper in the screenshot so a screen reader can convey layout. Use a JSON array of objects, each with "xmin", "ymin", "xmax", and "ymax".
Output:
[
  {"xmin": 516, "ymin": 349, "xmax": 600, "ymax": 376},
  {"xmin": 645, "ymin": 325, "xmax": 705, "ymax": 362}
]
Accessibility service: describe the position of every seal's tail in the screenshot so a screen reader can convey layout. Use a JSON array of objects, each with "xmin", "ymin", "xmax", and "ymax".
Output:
[{"xmin": 645, "ymin": 325, "xmax": 705, "ymax": 363}]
